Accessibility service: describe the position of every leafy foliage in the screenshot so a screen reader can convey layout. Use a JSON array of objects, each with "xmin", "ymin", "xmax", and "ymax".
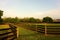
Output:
[
  {"xmin": 0, "ymin": 10, "xmax": 3, "ymax": 17},
  {"xmin": 42, "ymin": 16, "xmax": 53, "ymax": 23},
  {"xmin": 3, "ymin": 17, "xmax": 41, "ymax": 23},
  {"xmin": 0, "ymin": 10, "xmax": 3, "ymax": 24}
]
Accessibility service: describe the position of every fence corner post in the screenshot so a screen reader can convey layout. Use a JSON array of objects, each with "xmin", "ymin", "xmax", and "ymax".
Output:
[{"xmin": 45, "ymin": 23, "xmax": 47, "ymax": 36}]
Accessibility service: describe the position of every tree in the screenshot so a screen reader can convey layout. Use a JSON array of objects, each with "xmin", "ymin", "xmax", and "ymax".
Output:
[
  {"xmin": 14, "ymin": 17, "xmax": 20, "ymax": 23},
  {"xmin": 20, "ymin": 18, "xmax": 29, "ymax": 22},
  {"xmin": 35, "ymin": 19, "xmax": 41, "ymax": 23},
  {"xmin": 28, "ymin": 17, "xmax": 36, "ymax": 23},
  {"xmin": 3, "ymin": 17, "xmax": 12, "ymax": 23},
  {"xmin": 3, "ymin": 17, "xmax": 20, "ymax": 23},
  {"xmin": 42, "ymin": 16, "xmax": 53, "ymax": 23},
  {"xmin": 0, "ymin": 10, "xmax": 3, "ymax": 18},
  {"xmin": 0, "ymin": 10, "xmax": 3, "ymax": 24}
]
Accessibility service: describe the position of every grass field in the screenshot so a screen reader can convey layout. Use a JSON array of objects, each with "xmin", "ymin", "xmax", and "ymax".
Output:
[
  {"xmin": 0, "ymin": 25, "xmax": 10, "ymax": 29},
  {"xmin": 0, "ymin": 25, "xmax": 10, "ymax": 33},
  {"xmin": 18, "ymin": 27, "xmax": 42, "ymax": 40},
  {"xmin": 17, "ymin": 23, "xmax": 60, "ymax": 40},
  {"xmin": 0, "ymin": 24, "xmax": 60, "ymax": 40},
  {"xmin": 0, "ymin": 24, "xmax": 17, "ymax": 40},
  {"xmin": 18, "ymin": 26, "xmax": 60, "ymax": 40}
]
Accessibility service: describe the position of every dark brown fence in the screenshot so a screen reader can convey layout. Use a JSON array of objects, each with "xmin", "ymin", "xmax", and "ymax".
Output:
[
  {"xmin": 36, "ymin": 24, "xmax": 60, "ymax": 36},
  {"xmin": 18, "ymin": 23, "xmax": 60, "ymax": 36},
  {"xmin": 0, "ymin": 24, "xmax": 17, "ymax": 40}
]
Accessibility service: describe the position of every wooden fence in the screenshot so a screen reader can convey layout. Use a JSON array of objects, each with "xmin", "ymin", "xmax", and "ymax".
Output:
[
  {"xmin": 19, "ymin": 23, "xmax": 60, "ymax": 36},
  {"xmin": 36, "ymin": 24, "xmax": 60, "ymax": 36},
  {"xmin": 0, "ymin": 24, "xmax": 17, "ymax": 40}
]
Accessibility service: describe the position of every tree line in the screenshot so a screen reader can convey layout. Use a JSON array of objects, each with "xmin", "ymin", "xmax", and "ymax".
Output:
[
  {"xmin": 0, "ymin": 10, "xmax": 53, "ymax": 24},
  {"xmin": 3, "ymin": 17, "xmax": 41, "ymax": 23}
]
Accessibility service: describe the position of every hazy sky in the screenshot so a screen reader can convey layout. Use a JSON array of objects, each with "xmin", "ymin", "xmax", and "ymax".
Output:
[{"xmin": 0, "ymin": 0, "xmax": 60, "ymax": 19}]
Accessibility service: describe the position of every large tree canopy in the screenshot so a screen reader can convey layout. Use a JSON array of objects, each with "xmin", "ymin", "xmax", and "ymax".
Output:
[
  {"xmin": 0, "ymin": 10, "xmax": 3, "ymax": 17},
  {"xmin": 42, "ymin": 16, "xmax": 53, "ymax": 23},
  {"xmin": 0, "ymin": 10, "xmax": 3, "ymax": 24}
]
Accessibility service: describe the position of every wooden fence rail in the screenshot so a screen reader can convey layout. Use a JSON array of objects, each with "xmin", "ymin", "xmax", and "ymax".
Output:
[
  {"xmin": 14, "ymin": 23, "xmax": 60, "ymax": 37},
  {"xmin": 0, "ymin": 24, "xmax": 17, "ymax": 40},
  {"xmin": 20, "ymin": 24, "xmax": 60, "ymax": 36},
  {"xmin": 36, "ymin": 24, "xmax": 60, "ymax": 36}
]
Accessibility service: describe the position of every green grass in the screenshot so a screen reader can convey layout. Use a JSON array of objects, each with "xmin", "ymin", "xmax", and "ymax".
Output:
[
  {"xmin": 0, "ymin": 25, "xmax": 10, "ymax": 29},
  {"xmin": 0, "ymin": 24, "xmax": 17, "ymax": 40},
  {"xmin": 17, "ymin": 23, "xmax": 60, "ymax": 40},
  {"xmin": 0, "ymin": 25, "xmax": 10, "ymax": 33},
  {"xmin": 18, "ymin": 27, "xmax": 41, "ymax": 40},
  {"xmin": 0, "ymin": 24, "xmax": 60, "ymax": 40},
  {"xmin": 45, "ymin": 36, "xmax": 60, "ymax": 40},
  {"xmin": 19, "ymin": 27, "xmax": 36, "ymax": 35},
  {"xmin": 18, "ymin": 27, "xmax": 60, "ymax": 40}
]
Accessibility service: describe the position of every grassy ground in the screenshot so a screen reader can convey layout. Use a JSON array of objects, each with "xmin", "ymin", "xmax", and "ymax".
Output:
[
  {"xmin": 0, "ymin": 24, "xmax": 60, "ymax": 40},
  {"xmin": 0, "ymin": 25, "xmax": 10, "ymax": 33},
  {"xmin": 18, "ymin": 27, "xmax": 60, "ymax": 40},
  {"xmin": 45, "ymin": 36, "xmax": 60, "ymax": 40},
  {"xmin": 17, "ymin": 23, "xmax": 60, "ymax": 40},
  {"xmin": 0, "ymin": 24, "xmax": 17, "ymax": 40},
  {"xmin": 0, "ymin": 25, "xmax": 9, "ymax": 29},
  {"xmin": 18, "ymin": 27, "xmax": 42, "ymax": 40}
]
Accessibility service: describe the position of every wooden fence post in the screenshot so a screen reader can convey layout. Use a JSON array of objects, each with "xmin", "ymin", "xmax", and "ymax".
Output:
[
  {"xmin": 17, "ymin": 27, "xmax": 19, "ymax": 38},
  {"xmin": 45, "ymin": 23, "xmax": 47, "ymax": 36},
  {"xmin": 36, "ymin": 24, "xmax": 37, "ymax": 33}
]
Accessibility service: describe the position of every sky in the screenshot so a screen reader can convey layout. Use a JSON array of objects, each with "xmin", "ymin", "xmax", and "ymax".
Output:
[{"xmin": 0, "ymin": 0, "xmax": 60, "ymax": 19}]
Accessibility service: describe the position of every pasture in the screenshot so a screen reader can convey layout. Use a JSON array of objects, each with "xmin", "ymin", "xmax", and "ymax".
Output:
[
  {"xmin": 18, "ymin": 27, "xmax": 42, "ymax": 40},
  {"xmin": 17, "ymin": 23, "xmax": 60, "ymax": 40},
  {"xmin": 0, "ymin": 23, "xmax": 60, "ymax": 40}
]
